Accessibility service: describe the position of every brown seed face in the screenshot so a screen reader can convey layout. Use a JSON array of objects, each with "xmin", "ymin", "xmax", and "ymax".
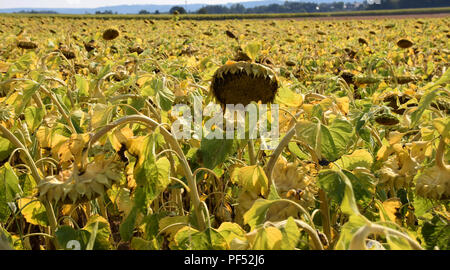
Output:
[
  {"xmin": 285, "ymin": 60, "xmax": 296, "ymax": 67},
  {"xmin": 397, "ymin": 39, "xmax": 413, "ymax": 49},
  {"xmin": 225, "ymin": 30, "xmax": 237, "ymax": 39},
  {"xmin": 103, "ymin": 28, "xmax": 120, "ymax": 41},
  {"xmin": 375, "ymin": 114, "xmax": 399, "ymax": 126},
  {"xmin": 61, "ymin": 49, "xmax": 76, "ymax": 59},
  {"xmin": 84, "ymin": 40, "xmax": 96, "ymax": 52},
  {"xmin": 358, "ymin": 38, "xmax": 368, "ymax": 45},
  {"xmin": 17, "ymin": 41, "xmax": 37, "ymax": 49},
  {"xmin": 211, "ymin": 62, "xmax": 279, "ymax": 106},
  {"xmin": 129, "ymin": 46, "xmax": 144, "ymax": 54}
]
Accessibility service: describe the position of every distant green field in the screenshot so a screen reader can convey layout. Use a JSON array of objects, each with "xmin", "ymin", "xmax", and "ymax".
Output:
[{"xmin": 1, "ymin": 6, "xmax": 450, "ymax": 20}]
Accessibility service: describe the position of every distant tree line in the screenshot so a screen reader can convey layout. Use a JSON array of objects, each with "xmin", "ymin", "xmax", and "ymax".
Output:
[
  {"xmin": 366, "ymin": 0, "xmax": 450, "ymax": 10},
  {"xmin": 195, "ymin": 2, "xmax": 364, "ymax": 14},
  {"xmin": 12, "ymin": 0, "xmax": 450, "ymax": 15},
  {"xmin": 14, "ymin": 10, "xmax": 58, "ymax": 14},
  {"xmin": 193, "ymin": 0, "xmax": 450, "ymax": 14},
  {"xmin": 95, "ymin": 10, "xmax": 118, "ymax": 15}
]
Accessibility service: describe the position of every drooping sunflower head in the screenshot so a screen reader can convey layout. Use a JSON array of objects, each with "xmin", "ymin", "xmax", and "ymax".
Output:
[
  {"xmin": 102, "ymin": 28, "xmax": 120, "ymax": 41},
  {"xmin": 210, "ymin": 61, "xmax": 279, "ymax": 107},
  {"xmin": 38, "ymin": 158, "xmax": 121, "ymax": 204},
  {"xmin": 375, "ymin": 113, "xmax": 400, "ymax": 126},
  {"xmin": 415, "ymin": 165, "xmax": 450, "ymax": 200},
  {"xmin": 397, "ymin": 39, "xmax": 413, "ymax": 49},
  {"xmin": 0, "ymin": 104, "xmax": 13, "ymax": 123},
  {"xmin": 17, "ymin": 40, "xmax": 37, "ymax": 49}
]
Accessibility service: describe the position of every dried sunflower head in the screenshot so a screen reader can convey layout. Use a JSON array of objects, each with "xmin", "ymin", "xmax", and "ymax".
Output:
[
  {"xmin": 38, "ymin": 157, "xmax": 121, "ymax": 204},
  {"xmin": 379, "ymin": 148, "xmax": 419, "ymax": 190},
  {"xmin": 84, "ymin": 40, "xmax": 97, "ymax": 52},
  {"xmin": 210, "ymin": 61, "xmax": 279, "ymax": 107},
  {"xmin": 113, "ymin": 65, "xmax": 128, "ymax": 81},
  {"xmin": 17, "ymin": 41, "xmax": 37, "ymax": 49},
  {"xmin": 0, "ymin": 104, "xmax": 13, "ymax": 123},
  {"xmin": 375, "ymin": 113, "xmax": 400, "ymax": 126},
  {"xmin": 128, "ymin": 46, "xmax": 144, "ymax": 55},
  {"xmin": 269, "ymin": 157, "xmax": 317, "ymax": 214},
  {"xmin": 415, "ymin": 165, "xmax": 450, "ymax": 200},
  {"xmin": 103, "ymin": 28, "xmax": 120, "ymax": 41},
  {"xmin": 234, "ymin": 157, "xmax": 318, "ymax": 223},
  {"xmin": 397, "ymin": 39, "xmax": 414, "ymax": 49},
  {"xmin": 416, "ymin": 137, "xmax": 450, "ymax": 200}
]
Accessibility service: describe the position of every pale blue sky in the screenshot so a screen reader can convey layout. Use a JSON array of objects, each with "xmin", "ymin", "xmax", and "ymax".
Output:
[{"xmin": 0, "ymin": 0, "xmax": 265, "ymax": 9}]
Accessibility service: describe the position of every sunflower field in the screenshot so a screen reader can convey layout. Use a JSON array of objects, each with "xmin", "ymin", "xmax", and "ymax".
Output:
[{"xmin": 0, "ymin": 14, "xmax": 449, "ymax": 251}]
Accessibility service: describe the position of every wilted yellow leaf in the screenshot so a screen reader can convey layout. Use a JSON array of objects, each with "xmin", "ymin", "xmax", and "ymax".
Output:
[{"xmin": 382, "ymin": 198, "xmax": 402, "ymax": 225}]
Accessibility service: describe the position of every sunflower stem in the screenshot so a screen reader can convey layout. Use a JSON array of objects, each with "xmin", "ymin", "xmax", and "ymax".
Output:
[
  {"xmin": 248, "ymin": 140, "xmax": 256, "ymax": 165},
  {"xmin": 318, "ymin": 189, "xmax": 332, "ymax": 247},
  {"xmin": 264, "ymin": 126, "xmax": 296, "ymax": 185},
  {"xmin": 436, "ymin": 136, "xmax": 447, "ymax": 170}
]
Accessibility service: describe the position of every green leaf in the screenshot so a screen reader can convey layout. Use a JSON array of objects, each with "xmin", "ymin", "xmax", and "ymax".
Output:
[
  {"xmin": 279, "ymin": 217, "xmax": 300, "ymax": 250},
  {"xmin": 275, "ymin": 86, "xmax": 303, "ymax": 107},
  {"xmin": 0, "ymin": 137, "xmax": 13, "ymax": 163},
  {"xmin": 0, "ymin": 163, "xmax": 22, "ymax": 221},
  {"xmin": 412, "ymin": 196, "xmax": 434, "ymax": 218},
  {"xmin": 90, "ymin": 103, "xmax": 110, "ymax": 130},
  {"xmin": 335, "ymin": 149, "xmax": 373, "ymax": 171},
  {"xmin": 131, "ymin": 237, "xmax": 159, "ymax": 250},
  {"xmin": 16, "ymin": 80, "xmax": 40, "ymax": 115},
  {"xmin": 295, "ymin": 119, "xmax": 353, "ymax": 162},
  {"xmin": 433, "ymin": 117, "xmax": 450, "ymax": 138},
  {"xmin": 322, "ymin": 118, "xmax": 354, "ymax": 162},
  {"xmin": 17, "ymin": 198, "xmax": 48, "ymax": 226},
  {"xmin": 249, "ymin": 226, "xmax": 282, "ymax": 250},
  {"xmin": 147, "ymin": 78, "xmax": 175, "ymax": 111},
  {"xmin": 243, "ymin": 199, "xmax": 277, "ymax": 230},
  {"xmin": 317, "ymin": 169, "xmax": 361, "ymax": 216},
  {"xmin": 339, "ymin": 171, "xmax": 360, "ymax": 216},
  {"xmin": 134, "ymin": 135, "xmax": 171, "ymax": 205},
  {"xmin": 386, "ymin": 232, "xmax": 413, "ymax": 250},
  {"xmin": 343, "ymin": 169, "xmax": 376, "ymax": 206},
  {"xmin": 268, "ymin": 182, "xmax": 281, "ymax": 200},
  {"xmin": 119, "ymin": 206, "xmax": 139, "ymax": 242},
  {"xmin": 97, "ymin": 62, "xmax": 112, "ymax": 80},
  {"xmin": 199, "ymin": 137, "xmax": 237, "ymax": 170},
  {"xmin": 75, "ymin": 74, "xmax": 89, "ymax": 97},
  {"xmin": 232, "ymin": 165, "xmax": 269, "ymax": 196},
  {"xmin": 243, "ymin": 42, "xmax": 261, "ymax": 61},
  {"xmin": 422, "ymin": 215, "xmax": 450, "ymax": 250},
  {"xmin": 83, "ymin": 215, "xmax": 111, "ymax": 250},
  {"xmin": 55, "ymin": 226, "xmax": 90, "ymax": 250},
  {"xmin": 295, "ymin": 120, "xmax": 320, "ymax": 153},
  {"xmin": 423, "ymin": 67, "xmax": 450, "ymax": 91},
  {"xmin": 140, "ymin": 83, "xmax": 155, "ymax": 97},
  {"xmin": 334, "ymin": 214, "xmax": 369, "ymax": 250},
  {"xmin": 0, "ymin": 190, "xmax": 9, "ymax": 223},
  {"xmin": 108, "ymin": 187, "xmax": 133, "ymax": 218},
  {"xmin": 0, "ymin": 227, "xmax": 13, "ymax": 250},
  {"xmin": 410, "ymin": 89, "xmax": 438, "ymax": 127},
  {"xmin": 125, "ymin": 96, "xmax": 145, "ymax": 116},
  {"xmin": 174, "ymin": 227, "xmax": 228, "ymax": 250},
  {"xmin": 217, "ymin": 222, "xmax": 247, "ymax": 246},
  {"xmin": 24, "ymin": 106, "xmax": 45, "ymax": 132},
  {"xmin": 317, "ymin": 170, "xmax": 346, "ymax": 205},
  {"xmin": 288, "ymin": 142, "xmax": 309, "ymax": 160}
]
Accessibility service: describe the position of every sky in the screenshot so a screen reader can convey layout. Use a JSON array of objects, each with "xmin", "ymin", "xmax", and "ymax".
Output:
[{"xmin": 0, "ymin": 0, "xmax": 271, "ymax": 9}]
